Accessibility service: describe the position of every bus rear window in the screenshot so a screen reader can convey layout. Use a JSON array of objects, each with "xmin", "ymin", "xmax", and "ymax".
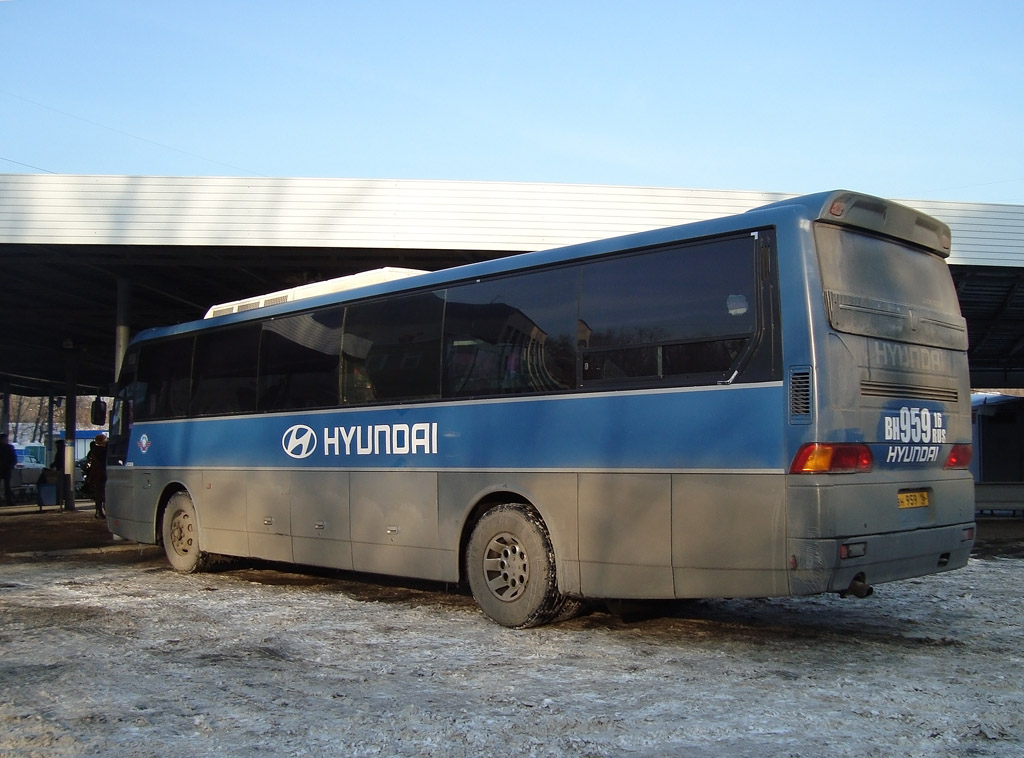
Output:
[{"xmin": 814, "ymin": 224, "xmax": 967, "ymax": 350}]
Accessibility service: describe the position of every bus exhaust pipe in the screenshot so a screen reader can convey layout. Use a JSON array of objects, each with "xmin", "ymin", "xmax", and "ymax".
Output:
[{"xmin": 840, "ymin": 578, "xmax": 874, "ymax": 599}]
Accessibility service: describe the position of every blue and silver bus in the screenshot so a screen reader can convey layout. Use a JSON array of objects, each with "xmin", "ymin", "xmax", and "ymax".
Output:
[{"xmin": 106, "ymin": 190, "xmax": 975, "ymax": 627}]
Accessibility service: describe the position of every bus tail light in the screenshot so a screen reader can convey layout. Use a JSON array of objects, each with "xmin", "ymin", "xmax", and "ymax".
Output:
[
  {"xmin": 790, "ymin": 443, "xmax": 873, "ymax": 474},
  {"xmin": 840, "ymin": 542, "xmax": 867, "ymax": 559},
  {"xmin": 943, "ymin": 444, "xmax": 972, "ymax": 470}
]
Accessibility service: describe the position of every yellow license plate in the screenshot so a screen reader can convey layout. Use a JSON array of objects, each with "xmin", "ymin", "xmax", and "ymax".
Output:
[{"xmin": 898, "ymin": 490, "xmax": 930, "ymax": 509}]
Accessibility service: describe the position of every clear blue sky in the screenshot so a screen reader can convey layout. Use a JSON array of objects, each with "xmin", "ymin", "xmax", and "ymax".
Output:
[{"xmin": 2, "ymin": 1, "xmax": 1023, "ymax": 204}]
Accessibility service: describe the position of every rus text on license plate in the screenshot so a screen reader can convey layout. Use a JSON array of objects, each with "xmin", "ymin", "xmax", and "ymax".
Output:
[{"xmin": 897, "ymin": 490, "xmax": 930, "ymax": 509}]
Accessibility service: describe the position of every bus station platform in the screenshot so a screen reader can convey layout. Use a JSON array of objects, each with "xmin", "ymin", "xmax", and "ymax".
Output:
[{"xmin": 0, "ymin": 502, "xmax": 136, "ymax": 560}]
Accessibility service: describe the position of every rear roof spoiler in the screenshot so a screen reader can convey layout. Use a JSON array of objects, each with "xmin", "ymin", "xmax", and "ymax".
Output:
[{"xmin": 753, "ymin": 190, "xmax": 952, "ymax": 257}]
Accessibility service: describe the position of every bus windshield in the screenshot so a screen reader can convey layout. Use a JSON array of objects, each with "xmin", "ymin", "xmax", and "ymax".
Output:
[{"xmin": 814, "ymin": 223, "xmax": 967, "ymax": 350}]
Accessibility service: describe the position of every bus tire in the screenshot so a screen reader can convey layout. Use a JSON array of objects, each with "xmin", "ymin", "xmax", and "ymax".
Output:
[
  {"xmin": 161, "ymin": 492, "xmax": 209, "ymax": 573},
  {"xmin": 466, "ymin": 503, "xmax": 573, "ymax": 628}
]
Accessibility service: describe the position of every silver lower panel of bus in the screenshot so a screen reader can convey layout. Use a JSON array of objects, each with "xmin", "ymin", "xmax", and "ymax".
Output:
[{"xmin": 106, "ymin": 466, "xmax": 973, "ymax": 601}]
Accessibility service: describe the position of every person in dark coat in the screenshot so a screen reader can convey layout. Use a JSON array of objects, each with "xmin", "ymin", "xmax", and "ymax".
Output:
[
  {"xmin": 50, "ymin": 440, "xmax": 67, "ymax": 507},
  {"xmin": 86, "ymin": 434, "xmax": 108, "ymax": 518},
  {"xmin": 0, "ymin": 434, "xmax": 16, "ymax": 506}
]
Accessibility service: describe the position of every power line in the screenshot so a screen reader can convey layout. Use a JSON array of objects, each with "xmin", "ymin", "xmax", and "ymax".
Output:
[
  {"xmin": 0, "ymin": 155, "xmax": 57, "ymax": 173},
  {"xmin": 0, "ymin": 88, "xmax": 263, "ymax": 176}
]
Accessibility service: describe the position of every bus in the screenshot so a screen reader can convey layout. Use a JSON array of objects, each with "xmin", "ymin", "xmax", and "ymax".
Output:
[{"xmin": 105, "ymin": 190, "xmax": 976, "ymax": 628}]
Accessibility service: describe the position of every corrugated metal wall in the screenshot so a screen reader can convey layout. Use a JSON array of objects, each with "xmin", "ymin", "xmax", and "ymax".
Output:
[
  {"xmin": 1, "ymin": 174, "xmax": 1022, "ymax": 265},
  {"xmin": 906, "ymin": 198, "xmax": 1024, "ymax": 267}
]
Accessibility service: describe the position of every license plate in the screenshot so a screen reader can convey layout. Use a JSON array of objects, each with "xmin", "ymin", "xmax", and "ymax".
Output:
[{"xmin": 898, "ymin": 490, "xmax": 930, "ymax": 509}]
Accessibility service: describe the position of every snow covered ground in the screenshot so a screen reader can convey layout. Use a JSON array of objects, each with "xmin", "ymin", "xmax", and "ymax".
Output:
[{"xmin": 1, "ymin": 548, "xmax": 1022, "ymax": 757}]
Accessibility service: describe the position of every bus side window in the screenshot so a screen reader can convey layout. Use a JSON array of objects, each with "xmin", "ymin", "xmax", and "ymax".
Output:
[
  {"xmin": 341, "ymin": 292, "xmax": 445, "ymax": 404},
  {"xmin": 579, "ymin": 235, "xmax": 760, "ymax": 387},
  {"xmin": 134, "ymin": 337, "xmax": 194, "ymax": 420},
  {"xmin": 258, "ymin": 307, "xmax": 344, "ymax": 411},
  {"xmin": 191, "ymin": 325, "xmax": 260, "ymax": 416},
  {"xmin": 442, "ymin": 268, "xmax": 578, "ymax": 398}
]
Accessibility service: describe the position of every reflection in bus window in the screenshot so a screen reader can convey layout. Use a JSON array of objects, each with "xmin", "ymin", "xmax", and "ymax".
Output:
[
  {"xmin": 444, "ymin": 268, "xmax": 577, "ymax": 397},
  {"xmin": 342, "ymin": 292, "xmax": 445, "ymax": 404},
  {"xmin": 259, "ymin": 307, "xmax": 344, "ymax": 411},
  {"xmin": 579, "ymin": 235, "xmax": 758, "ymax": 385}
]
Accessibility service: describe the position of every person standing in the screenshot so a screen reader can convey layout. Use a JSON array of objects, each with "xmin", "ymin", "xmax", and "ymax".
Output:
[
  {"xmin": 87, "ymin": 434, "xmax": 108, "ymax": 518},
  {"xmin": 0, "ymin": 434, "xmax": 16, "ymax": 506},
  {"xmin": 50, "ymin": 440, "xmax": 68, "ymax": 508}
]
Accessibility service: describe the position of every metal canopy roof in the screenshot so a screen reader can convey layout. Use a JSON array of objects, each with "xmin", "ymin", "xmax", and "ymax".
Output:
[
  {"xmin": 952, "ymin": 265, "xmax": 1024, "ymax": 386},
  {"xmin": 0, "ymin": 241, "xmax": 499, "ymax": 396},
  {"xmin": 2, "ymin": 175, "xmax": 1023, "ymax": 396}
]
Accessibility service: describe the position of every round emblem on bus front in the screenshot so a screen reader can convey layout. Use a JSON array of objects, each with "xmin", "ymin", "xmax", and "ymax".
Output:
[{"xmin": 282, "ymin": 425, "xmax": 317, "ymax": 459}]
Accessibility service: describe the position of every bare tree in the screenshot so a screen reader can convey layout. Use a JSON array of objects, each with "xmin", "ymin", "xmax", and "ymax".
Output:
[
  {"xmin": 3, "ymin": 394, "xmax": 110, "ymax": 444},
  {"xmin": 30, "ymin": 398, "xmax": 46, "ymax": 443},
  {"xmin": 9, "ymin": 395, "xmax": 28, "ymax": 442}
]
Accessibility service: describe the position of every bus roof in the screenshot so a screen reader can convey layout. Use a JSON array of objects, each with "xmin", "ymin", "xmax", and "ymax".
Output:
[{"xmin": 203, "ymin": 267, "xmax": 428, "ymax": 319}]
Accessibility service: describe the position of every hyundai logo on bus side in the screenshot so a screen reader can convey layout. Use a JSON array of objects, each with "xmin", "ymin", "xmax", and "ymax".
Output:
[{"xmin": 282, "ymin": 425, "xmax": 318, "ymax": 459}]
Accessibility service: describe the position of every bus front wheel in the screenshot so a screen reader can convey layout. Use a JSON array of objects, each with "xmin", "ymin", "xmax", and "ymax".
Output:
[
  {"xmin": 466, "ymin": 503, "xmax": 577, "ymax": 628},
  {"xmin": 161, "ymin": 493, "xmax": 209, "ymax": 573}
]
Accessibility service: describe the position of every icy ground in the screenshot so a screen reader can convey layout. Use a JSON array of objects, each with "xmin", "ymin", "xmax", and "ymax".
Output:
[{"xmin": 1, "ymin": 548, "xmax": 1022, "ymax": 757}]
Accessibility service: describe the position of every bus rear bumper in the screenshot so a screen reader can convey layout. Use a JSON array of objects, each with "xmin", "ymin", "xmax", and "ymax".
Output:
[{"xmin": 788, "ymin": 522, "xmax": 975, "ymax": 596}]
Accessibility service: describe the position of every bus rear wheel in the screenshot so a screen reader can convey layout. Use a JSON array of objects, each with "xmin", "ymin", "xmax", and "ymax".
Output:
[
  {"xmin": 466, "ymin": 503, "xmax": 578, "ymax": 628},
  {"xmin": 161, "ymin": 492, "xmax": 209, "ymax": 573}
]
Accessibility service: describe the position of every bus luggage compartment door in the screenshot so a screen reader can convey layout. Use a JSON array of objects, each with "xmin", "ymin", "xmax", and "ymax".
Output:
[{"xmin": 350, "ymin": 471, "xmax": 443, "ymax": 580}]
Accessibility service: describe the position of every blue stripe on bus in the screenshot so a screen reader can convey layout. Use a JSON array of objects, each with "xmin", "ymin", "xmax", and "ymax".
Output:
[{"xmin": 125, "ymin": 383, "xmax": 787, "ymax": 472}]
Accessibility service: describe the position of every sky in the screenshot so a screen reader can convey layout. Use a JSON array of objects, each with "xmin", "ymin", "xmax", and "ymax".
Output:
[{"xmin": 2, "ymin": 1, "xmax": 1023, "ymax": 205}]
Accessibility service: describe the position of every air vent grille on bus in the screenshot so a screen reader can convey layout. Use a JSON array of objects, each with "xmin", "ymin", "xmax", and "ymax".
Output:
[
  {"xmin": 790, "ymin": 368, "xmax": 812, "ymax": 417},
  {"xmin": 860, "ymin": 381, "xmax": 958, "ymax": 403}
]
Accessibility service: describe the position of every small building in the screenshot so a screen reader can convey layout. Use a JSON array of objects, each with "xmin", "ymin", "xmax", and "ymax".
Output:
[{"xmin": 972, "ymin": 393, "xmax": 1024, "ymax": 515}]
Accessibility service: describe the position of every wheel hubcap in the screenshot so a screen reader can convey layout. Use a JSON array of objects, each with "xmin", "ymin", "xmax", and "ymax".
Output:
[
  {"xmin": 482, "ymin": 532, "xmax": 529, "ymax": 602},
  {"xmin": 169, "ymin": 510, "xmax": 196, "ymax": 556}
]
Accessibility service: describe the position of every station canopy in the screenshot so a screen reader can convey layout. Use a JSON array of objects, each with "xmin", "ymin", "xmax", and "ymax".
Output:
[{"xmin": 2, "ymin": 175, "xmax": 1023, "ymax": 396}]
